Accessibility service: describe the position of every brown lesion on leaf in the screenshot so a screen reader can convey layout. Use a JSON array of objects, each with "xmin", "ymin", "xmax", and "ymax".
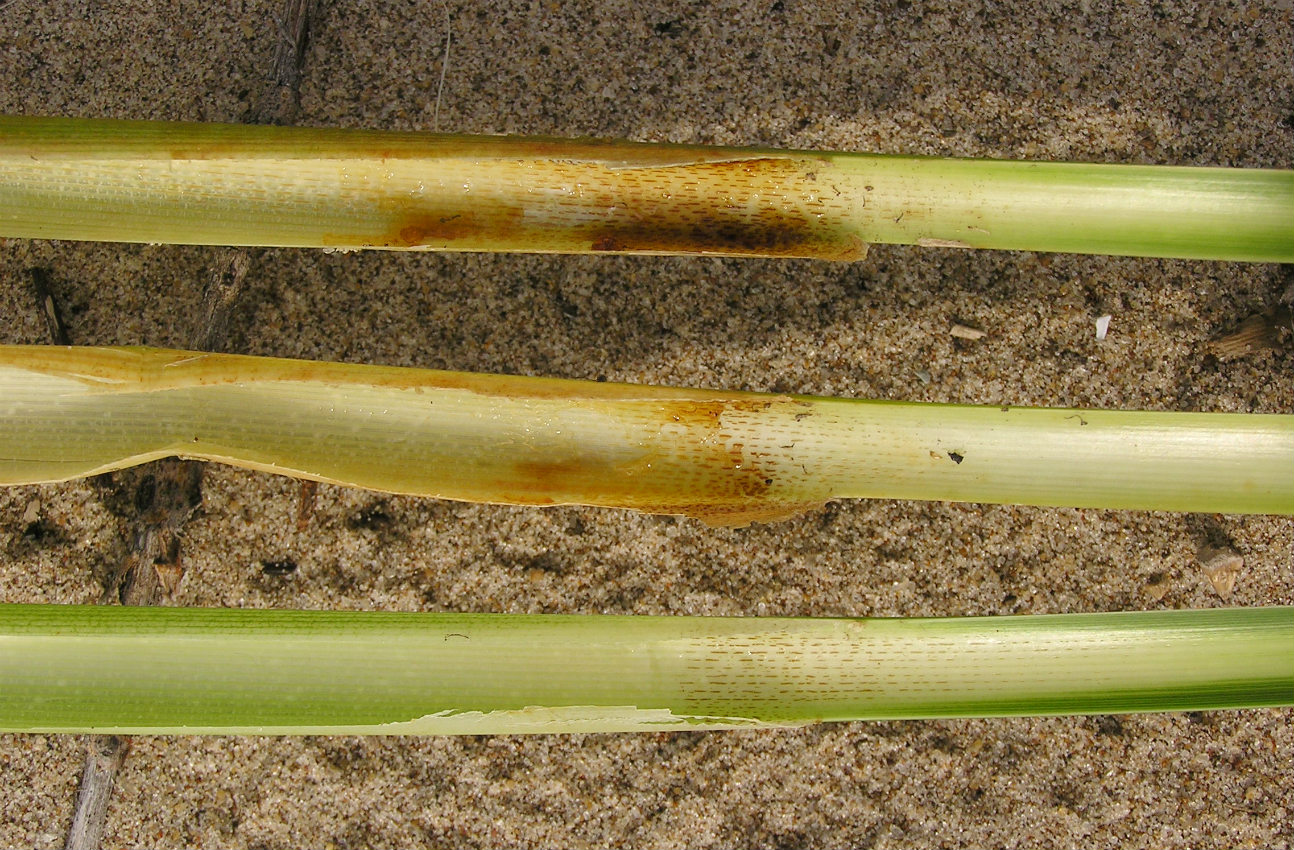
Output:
[
  {"xmin": 578, "ymin": 158, "xmax": 867, "ymax": 260},
  {"xmin": 329, "ymin": 155, "xmax": 867, "ymax": 259},
  {"xmin": 338, "ymin": 206, "xmax": 523, "ymax": 249},
  {"xmin": 390, "ymin": 211, "xmax": 485, "ymax": 246},
  {"xmin": 499, "ymin": 397, "xmax": 817, "ymax": 526}
]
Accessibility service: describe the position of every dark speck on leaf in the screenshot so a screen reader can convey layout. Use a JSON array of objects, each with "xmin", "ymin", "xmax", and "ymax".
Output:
[{"xmin": 948, "ymin": 452, "xmax": 965, "ymax": 464}]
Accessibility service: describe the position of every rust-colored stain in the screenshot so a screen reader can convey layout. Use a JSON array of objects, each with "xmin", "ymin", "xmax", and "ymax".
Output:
[
  {"xmin": 503, "ymin": 457, "xmax": 609, "ymax": 500},
  {"xmin": 570, "ymin": 158, "xmax": 867, "ymax": 261},
  {"xmin": 392, "ymin": 211, "xmax": 482, "ymax": 246},
  {"xmin": 323, "ymin": 155, "xmax": 866, "ymax": 260},
  {"xmin": 349, "ymin": 205, "xmax": 526, "ymax": 249},
  {"xmin": 497, "ymin": 397, "xmax": 814, "ymax": 526}
]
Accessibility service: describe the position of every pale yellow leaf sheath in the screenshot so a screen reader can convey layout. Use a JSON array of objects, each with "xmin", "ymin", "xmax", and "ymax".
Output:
[
  {"xmin": 1, "ymin": 116, "xmax": 1291, "ymax": 260},
  {"xmin": 1, "ymin": 346, "xmax": 1290, "ymax": 522}
]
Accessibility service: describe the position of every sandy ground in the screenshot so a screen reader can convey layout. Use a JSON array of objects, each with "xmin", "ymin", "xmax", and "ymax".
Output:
[{"xmin": 1, "ymin": 1, "xmax": 1291, "ymax": 847}]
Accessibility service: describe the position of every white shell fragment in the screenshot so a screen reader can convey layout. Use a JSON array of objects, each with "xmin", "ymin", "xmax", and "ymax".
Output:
[{"xmin": 1095, "ymin": 315, "xmax": 1112, "ymax": 341}]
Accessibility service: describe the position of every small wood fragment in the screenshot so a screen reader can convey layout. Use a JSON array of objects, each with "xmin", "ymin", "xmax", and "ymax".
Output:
[
  {"xmin": 29, "ymin": 268, "xmax": 70, "ymax": 346},
  {"xmin": 64, "ymin": 736, "xmax": 128, "ymax": 850},
  {"xmin": 296, "ymin": 479, "xmax": 319, "ymax": 531},
  {"xmin": 1197, "ymin": 545, "xmax": 1244, "ymax": 600},
  {"xmin": 1207, "ymin": 307, "xmax": 1292, "ymax": 358},
  {"xmin": 1144, "ymin": 574, "xmax": 1172, "ymax": 602},
  {"xmin": 250, "ymin": 0, "xmax": 319, "ymax": 125},
  {"xmin": 154, "ymin": 561, "xmax": 186, "ymax": 597},
  {"xmin": 196, "ymin": 251, "xmax": 252, "ymax": 352},
  {"xmin": 950, "ymin": 323, "xmax": 987, "ymax": 340}
]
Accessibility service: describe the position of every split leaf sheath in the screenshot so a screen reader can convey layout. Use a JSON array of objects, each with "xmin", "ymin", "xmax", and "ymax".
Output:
[
  {"xmin": 1, "ymin": 116, "xmax": 1291, "ymax": 261},
  {"xmin": 0, "ymin": 604, "xmax": 1288, "ymax": 735},
  {"xmin": 1, "ymin": 346, "xmax": 1290, "ymax": 523}
]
